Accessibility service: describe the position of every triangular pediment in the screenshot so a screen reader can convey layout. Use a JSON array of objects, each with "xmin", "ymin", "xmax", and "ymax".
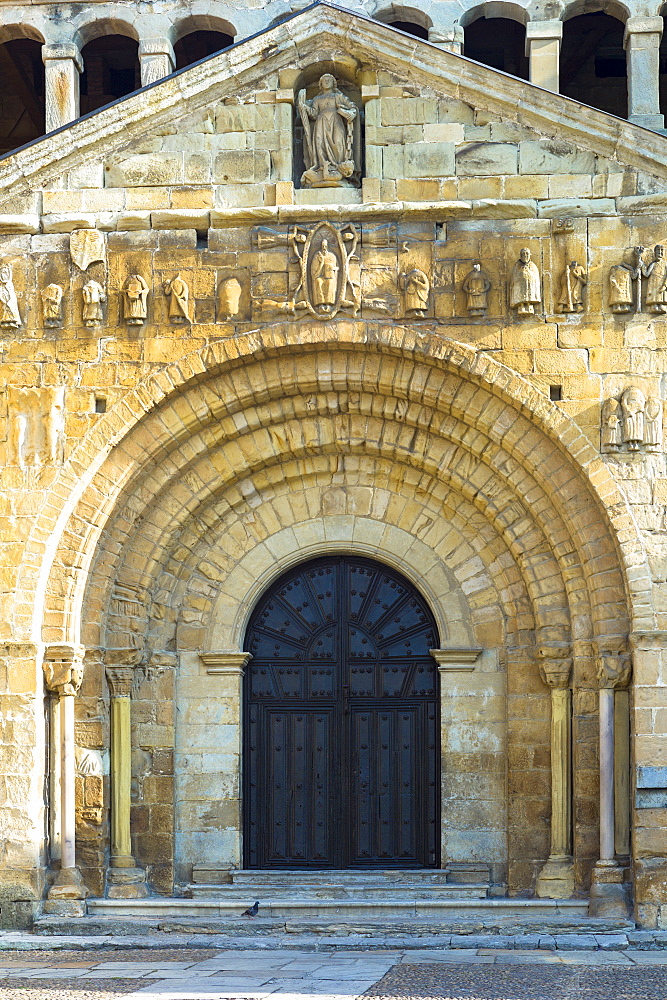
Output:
[{"xmin": 0, "ymin": 0, "xmax": 666, "ymax": 223}]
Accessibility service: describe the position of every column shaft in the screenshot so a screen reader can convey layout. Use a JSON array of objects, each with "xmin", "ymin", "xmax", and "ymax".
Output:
[
  {"xmin": 139, "ymin": 38, "xmax": 175, "ymax": 87},
  {"xmin": 110, "ymin": 694, "xmax": 133, "ymax": 867},
  {"xmin": 49, "ymin": 696, "xmax": 61, "ymax": 861},
  {"xmin": 624, "ymin": 17, "xmax": 664, "ymax": 130},
  {"xmin": 550, "ymin": 686, "xmax": 571, "ymax": 857},
  {"xmin": 42, "ymin": 44, "xmax": 82, "ymax": 132},
  {"xmin": 60, "ymin": 694, "xmax": 76, "ymax": 870},
  {"xmin": 526, "ymin": 21, "xmax": 562, "ymax": 93},
  {"xmin": 599, "ymin": 686, "xmax": 616, "ymax": 862}
]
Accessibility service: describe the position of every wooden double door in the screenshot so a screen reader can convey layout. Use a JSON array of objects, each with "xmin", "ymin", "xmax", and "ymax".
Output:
[{"xmin": 243, "ymin": 555, "xmax": 440, "ymax": 869}]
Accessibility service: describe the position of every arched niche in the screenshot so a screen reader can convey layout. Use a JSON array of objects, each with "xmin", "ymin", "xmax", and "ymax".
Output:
[
  {"xmin": 560, "ymin": 7, "xmax": 627, "ymax": 118},
  {"xmin": 292, "ymin": 64, "xmax": 363, "ymax": 190},
  {"xmin": 374, "ymin": 6, "xmax": 433, "ymax": 38},
  {"xmin": 172, "ymin": 16, "xmax": 236, "ymax": 71},
  {"xmin": 77, "ymin": 20, "xmax": 140, "ymax": 115},
  {"xmin": 463, "ymin": 6, "xmax": 529, "ymax": 79}
]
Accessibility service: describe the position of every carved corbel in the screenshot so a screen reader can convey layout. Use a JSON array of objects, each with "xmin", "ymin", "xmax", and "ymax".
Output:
[
  {"xmin": 43, "ymin": 643, "xmax": 85, "ymax": 696},
  {"xmin": 537, "ymin": 645, "xmax": 573, "ymax": 689}
]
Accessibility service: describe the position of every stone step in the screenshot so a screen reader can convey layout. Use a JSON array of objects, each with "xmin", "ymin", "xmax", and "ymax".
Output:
[
  {"xmin": 229, "ymin": 869, "xmax": 460, "ymax": 885},
  {"xmin": 189, "ymin": 884, "xmax": 489, "ymax": 900}
]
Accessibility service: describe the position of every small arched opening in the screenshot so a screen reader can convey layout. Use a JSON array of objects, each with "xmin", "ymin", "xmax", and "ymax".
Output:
[
  {"xmin": 173, "ymin": 18, "xmax": 236, "ymax": 71},
  {"xmin": 463, "ymin": 9, "xmax": 528, "ymax": 79},
  {"xmin": 0, "ymin": 28, "xmax": 45, "ymax": 154},
  {"xmin": 79, "ymin": 27, "xmax": 140, "ymax": 115},
  {"xmin": 560, "ymin": 9, "xmax": 627, "ymax": 118},
  {"xmin": 374, "ymin": 6, "xmax": 432, "ymax": 39}
]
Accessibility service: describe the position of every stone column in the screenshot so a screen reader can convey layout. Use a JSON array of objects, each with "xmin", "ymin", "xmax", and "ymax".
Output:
[
  {"xmin": 536, "ymin": 646, "xmax": 574, "ymax": 898},
  {"xmin": 624, "ymin": 17, "xmax": 664, "ymax": 130},
  {"xmin": 42, "ymin": 644, "xmax": 89, "ymax": 915},
  {"xmin": 42, "ymin": 43, "xmax": 83, "ymax": 133},
  {"xmin": 428, "ymin": 26, "xmax": 464, "ymax": 55},
  {"xmin": 525, "ymin": 20, "xmax": 562, "ymax": 93},
  {"xmin": 138, "ymin": 38, "xmax": 175, "ymax": 88},
  {"xmin": 589, "ymin": 646, "xmax": 632, "ymax": 917},
  {"xmin": 104, "ymin": 649, "xmax": 147, "ymax": 898}
]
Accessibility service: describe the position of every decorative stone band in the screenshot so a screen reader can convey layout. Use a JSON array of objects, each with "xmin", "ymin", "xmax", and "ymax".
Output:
[
  {"xmin": 199, "ymin": 651, "xmax": 253, "ymax": 676},
  {"xmin": 537, "ymin": 645, "xmax": 572, "ymax": 689},
  {"xmin": 429, "ymin": 648, "xmax": 482, "ymax": 672},
  {"xmin": 42, "ymin": 643, "xmax": 85, "ymax": 696}
]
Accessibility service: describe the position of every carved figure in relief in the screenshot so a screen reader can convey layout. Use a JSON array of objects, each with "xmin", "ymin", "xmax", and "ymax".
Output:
[
  {"xmin": 123, "ymin": 274, "xmax": 149, "ymax": 325},
  {"xmin": 557, "ymin": 261, "xmax": 587, "ymax": 313},
  {"xmin": 82, "ymin": 280, "xmax": 106, "ymax": 327},
  {"xmin": 218, "ymin": 277, "xmax": 242, "ymax": 319},
  {"xmin": 311, "ymin": 239, "xmax": 339, "ymax": 310},
  {"xmin": 400, "ymin": 268, "xmax": 430, "ymax": 317},
  {"xmin": 510, "ymin": 248, "xmax": 541, "ymax": 315},
  {"xmin": 621, "ymin": 386, "xmax": 646, "ymax": 450},
  {"xmin": 297, "ymin": 74, "xmax": 358, "ymax": 188},
  {"xmin": 601, "ymin": 398, "xmax": 622, "ymax": 451},
  {"xmin": 41, "ymin": 283, "xmax": 63, "ymax": 326},
  {"xmin": 644, "ymin": 244, "xmax": 667, "ymax": 314},
  {"xmin": 609, "ymin": 247, "xmax": 643, "ymax": 313},
  {"xmin": 645, "ymin": 397, "xmax": 663, "ymax": 448},
  {"xmin": 0, "ymin": 264, "xmax": 21, "ymax": 327},
  {"xmin": 163, "ymin": 273, "xmax": 191, "ymax": 323},
  {"xmin": 462, "ymin": 261, "xmax": 491, "ymax": 316}
]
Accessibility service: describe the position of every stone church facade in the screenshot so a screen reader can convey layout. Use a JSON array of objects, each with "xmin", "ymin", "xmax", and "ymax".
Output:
[{"xmin": 1, "ymin": 1, "xmax": 667, "ymax": 932}]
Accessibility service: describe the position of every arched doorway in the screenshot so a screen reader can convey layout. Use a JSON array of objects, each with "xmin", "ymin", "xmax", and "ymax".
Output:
[{"xmin": 243, "ymin": 555, "xmax": 440, "ymax": 869}]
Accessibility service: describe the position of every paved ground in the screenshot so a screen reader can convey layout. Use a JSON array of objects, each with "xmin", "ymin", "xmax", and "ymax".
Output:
[{"xmin": 0, "ymin": 947, "xmax": 667, "ymax": 1000}]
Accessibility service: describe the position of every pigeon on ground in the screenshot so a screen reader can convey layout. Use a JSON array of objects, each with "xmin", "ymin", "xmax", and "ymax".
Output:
[{"xmin": 242, "ymin": 900, "xmax": 260, "ymax": 917}]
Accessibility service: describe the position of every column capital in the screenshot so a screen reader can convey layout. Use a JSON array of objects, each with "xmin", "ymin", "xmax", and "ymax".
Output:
[
  {"xmin": 43, "ymin": 643, "xmax": 85, "ymax": 696},
  {"xmin": 537, "ymin": 644, "xmax": 572, "ymax": 689},
  {"xmin": 428, "ymin": 25, "xmax": 464, "ymax": 51},
  {"xmin": 596, "ymin": 647, "xmax": 632, "ymax": 689},
  {"xmin": 106, "ymin": 667, "xmax": 134, "ymax": 698},
  {"xmin": 624, "ymin": 16, "xmax": 663, "ymax": 46},
  {"xmin": 200, "ymin": 650, "xmax": 253, "ymax": 675},
  {"xmin": 42, "ymin": 43, "xmax": 83, "ymax": 73},
  {"xmin": 138, "ymin": 36, "xmax": 176, "ymax": 61},
  {"xmin": 429, "ymin": 647, "xmax": 482, "ymax": 672},
  {"xmin": 526, "ymin": 19, "xmax": 563, "ymax": 41}
]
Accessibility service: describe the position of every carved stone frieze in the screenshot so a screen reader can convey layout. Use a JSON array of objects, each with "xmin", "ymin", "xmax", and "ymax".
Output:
[{"xmin": 602, "ymin": 388, "xmax": 663, "ymax": 453}]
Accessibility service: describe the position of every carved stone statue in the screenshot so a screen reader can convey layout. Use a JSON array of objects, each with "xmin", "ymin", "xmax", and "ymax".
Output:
[
  {"xmin": 297, "ymin": 74, "xmax": 358, "ymax": 188},
  {"xmin": 82, "ymin": 280, "xmax": 106, "ymax": 327},
  {"xmin": 462, "ymin": 261, "xmax": 491, "ymax": 316},
  {"xmin": 311, "ymin": 239, "xmax": 340, "ymax": 311},
  {"xmin": 557, "ymin": 261, "xmax": 587, "ymax": 313},
  {"xmin": 645, "ymin": 397, "xmax": 663, "ymax": 449},
  {"xmin": 621, "ymin": 386, "xmax": 645, "ymax": 450},
  {"xmin": 510, "ymin": 248, "xmax": 541, "ymax": 316},
  {"xmin": 400, "ymin": 268, "xmax": 430, "ymax": 317},
  {"xmin": 644, "ymin": 244, "xmax": 667, "ymax": 314},
  {"xmin": 164, "ymin": 273, "xmax": 191, "ymax": 324},
  {"xmin": 41, "ymin": 283, "xmax": 63, "ymax": 326},
  {"xmin": 609, "ymin": 247, "xmax": 643, "ymax": 313},
  {"xmin": 218, "ymin": 277, "xmax": 242, "ymax": 319},
  {"xmin": 0, "ymin": 264, "xmax": 21, "ymax": 328},
  {"xmin": 123, "ymin": 274, "xmax": 149, "ymax": 325},
  {"xmin": 601, "ymin": 398, "xmax": 622, "ymax": 451}
]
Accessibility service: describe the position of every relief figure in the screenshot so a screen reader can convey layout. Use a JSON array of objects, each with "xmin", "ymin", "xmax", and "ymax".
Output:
[
  {"xmin": 462, "ymin": 261, "xmax": 491, "ymax": 316},
  {"xmin": 601, "ymin": 398, "xmax": 622, "ymax": 451},
  {"xmin": 0, "ymin": 264, "xmax": 21, "ymax": 327},
  {"xmin": 82, "ymin": 280, "xmax": 106, "ymax": 327},
  {"xmin": 510, "ymin": 248, "xmax": 541, "ymax": 316},
  {"xmin": 123, "ymin": 274, "xmax": 149, "ymax": 325},
  {"xmin": 645, "ymin": 397, "xmax": 663, "ymax": 449},
  {"xmin": 298, "ymin": 74, "xmax": 358, "ymax": 188},
  {"xmin": 218, "ymin": 277, "xmax": 242, "ymax": 319},
  {"xmin": 164, "ymin": 273, "xmax": 191, "ymax": 323},
  {"xmin": 400, "ymin": 268, "xmax": 430, "ymax": 317},
  {"xmin": 621, "ymin": 386, "xmax": 645, "ymax": 450},
  {"xmin": 311, "ymin": 239, "xmax": 339, "ymax": 310},
  {"xmin": 557, "ymin": 261, "xmax": 587, "ymax": 313},
  {"xmin": 41, "ymin": 283, "xmax": 63, "ymax": 326},
  {"xmin": 609, "ymin": 247, "xmax": 643, "ymax": 313},
  {"xmin": 644, "ymin": 244, "xmax": 667, "ymax": 315}
]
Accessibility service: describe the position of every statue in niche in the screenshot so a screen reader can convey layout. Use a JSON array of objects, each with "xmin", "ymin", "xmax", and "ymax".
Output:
[
  {"xmin": 510, "ymin": 248, "xmax": 541, "ymax": 316},
  {"xmin": 462, "ymin": 261, "xmax": 491, "ymax": 316},
  {"xmin": 41, "ymin": 283, "xmax": 63, "ymax": 326},
  {"xmin": 163, "ymin": 273, "xmax": 191, "ymax": 324},
  {"xmin": 297, "ymin": 74, "xmax": 358, "ymax": 188},
  {"xmin": 123, "ymin": 274, "xmax": 149, "ymax": 325},
  {"xmin": 0, "ymin": 263, "xmax": 21, "ymax": 327},
  {"xmin": 645, "ymin": 397, "xmax": 663, "ymax": 448},
  {"xmin": 311, "ymin": 239, "xmax": 340, "ymax": 312},
  {"xmin": 557, "ymin": 260, "xmax": 587, "ymax": 313},
  {"xmin": 621, "ymin": 386, "xmax": 645, "ymax": 450},
  {"xmin": 218, "ymin": 277, "xmax": 242, "ymax": 319},
  {"xmin": 609, "ymin": 247, "xmax": 643, "ymax": 313},
  {"xmin": 601, "ymin": 397, "xmax": 622, "ymax": 451},
  {"xmin": 400, "ymin": 268, "xmax": 430, "ymax": 317},
  {"xmin": 82, "ymin": 280, "xmax": 106, "ymax": 327},
  {"xmin": 644, "ymin": 244, "xmax": 667, "ymax": 314}
]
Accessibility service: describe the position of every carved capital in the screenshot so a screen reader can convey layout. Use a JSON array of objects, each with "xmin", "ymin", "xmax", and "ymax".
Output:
[
  {"xmin": 596, "ymin": 650, "xmax": 632, "ymax": 689},
  {"xmin": 538, "ymin": 645, "xmax": 572, "ymax": 689},
  {"xmin": 106, "ymin": 667, "xmax": 134, "ymax": 698},
  {"xmin": 43, "ymin": 643, "xmax": 85, "ymax": 696}
]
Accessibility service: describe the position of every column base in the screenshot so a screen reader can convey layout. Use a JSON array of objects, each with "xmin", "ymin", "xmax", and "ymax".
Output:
[
  {"xmin": 588, "ymin": 861, "xmax": 632, "ymax": 918},
  {"xmin": 628, "ymin": 113, "xmax": 665, "ymax": 130},
  {"xmin": 43, "ymin": 867, "xmax": 88, "ymax": 915},
  {"xmin": 107, "ymin": 866, "xmax": 149, "ymax": 899},
  {"xmin": 536, "ymin": 855, "xmax": 575, "ymax": 899}
]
